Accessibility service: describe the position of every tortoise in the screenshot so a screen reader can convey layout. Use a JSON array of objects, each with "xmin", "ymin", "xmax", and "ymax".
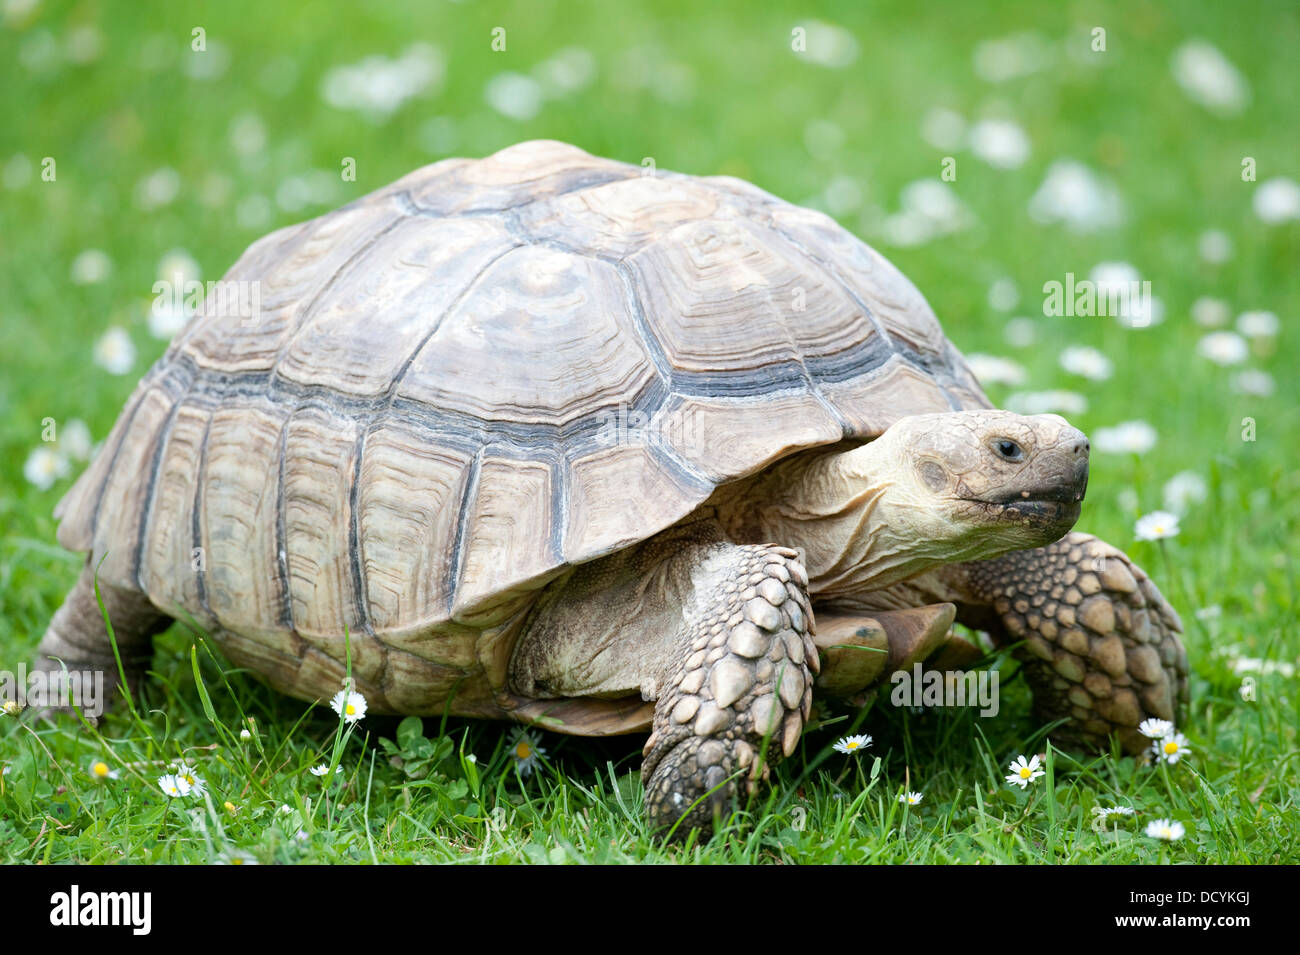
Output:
[{"xmin": 36, "ymin": 140, "xmax": 1187, "ymax": 834}]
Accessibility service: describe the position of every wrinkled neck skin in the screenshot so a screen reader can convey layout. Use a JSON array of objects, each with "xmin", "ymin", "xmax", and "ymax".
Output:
[{"xmin": 716, "ymin": 439, "xmax": 995, "ymax": 602}]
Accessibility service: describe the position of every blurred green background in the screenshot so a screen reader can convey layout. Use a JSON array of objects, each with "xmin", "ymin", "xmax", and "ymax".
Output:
[{"xmin": 0, "ymin": 0, "xmax": 1296, "ymax": 862}]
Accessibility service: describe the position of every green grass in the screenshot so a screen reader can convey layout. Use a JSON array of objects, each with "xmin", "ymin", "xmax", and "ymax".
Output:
[{"xmin": 1, "ymin": 0, "xmax": 1296, "ymax": 863}]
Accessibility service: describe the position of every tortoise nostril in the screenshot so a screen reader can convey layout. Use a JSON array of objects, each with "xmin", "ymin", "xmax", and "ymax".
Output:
[{"xmin": 1073, "ymin": 440, "xmax": 1089, "ymax": 455}]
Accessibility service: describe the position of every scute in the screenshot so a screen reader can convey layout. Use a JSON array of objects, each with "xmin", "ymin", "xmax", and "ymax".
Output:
[{"xmin": 54, "ymin": 140, "xmax": 990, "ymax": 690}]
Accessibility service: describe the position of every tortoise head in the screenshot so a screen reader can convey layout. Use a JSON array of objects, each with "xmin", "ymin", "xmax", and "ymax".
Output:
[{"xmin": 868, "ymin": 409, "xmax": 1089, "ymax": 553}]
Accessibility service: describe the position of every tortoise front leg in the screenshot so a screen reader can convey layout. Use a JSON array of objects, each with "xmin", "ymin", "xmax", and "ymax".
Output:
[
  {"xmin": 882, "ymin": 532, "xmax": 1188, "ymax": 753},
  {"xmin": 509, "ymin": 535, "xmax": 817, "ymax": 837},
  {"xmin": 640, "ymin": 543, "xmax": 817, "ymax": 836}
]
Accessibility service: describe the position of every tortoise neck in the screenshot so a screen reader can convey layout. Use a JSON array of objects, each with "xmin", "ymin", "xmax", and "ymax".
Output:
[{"xmin": 715, "ymin": 442, "xmax": 947, "ymax": 599}]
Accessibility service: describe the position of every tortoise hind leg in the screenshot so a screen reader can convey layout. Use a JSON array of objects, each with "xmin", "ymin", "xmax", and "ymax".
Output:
[
  {"xmin": 809, "ymin": 604, "xmax": 961, "ymax": 697},
  {"xmin": 33, "ymin": 561, "xmax": 170, "ymax": 719}
]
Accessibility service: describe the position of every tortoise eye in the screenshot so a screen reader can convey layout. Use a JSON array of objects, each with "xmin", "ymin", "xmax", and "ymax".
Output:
[{"xmin": 993, "ymin": 438, "xmax": 1024, "ymax": 461}]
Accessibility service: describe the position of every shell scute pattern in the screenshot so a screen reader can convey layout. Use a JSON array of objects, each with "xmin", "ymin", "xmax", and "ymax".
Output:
[{"xmin": 54, "ymin": 141, "xmax": 988, "ymax": 711}]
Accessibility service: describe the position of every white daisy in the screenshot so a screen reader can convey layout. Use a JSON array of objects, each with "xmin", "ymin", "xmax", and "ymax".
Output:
[
  {"xmin": 173, "ymin": 763, "xmax": 206, "ymax": 796},
  {"xmin": 158, "ymin": 773, "xmax": 191, "ymax": 798},
  {"xmin": 1152, "ymin": 733, "xmax": 1191, "ymax": 764},
  {"xmin": 309, "ymin": 764, "xmax": 342, "ymax": 777},
  {"xmin": 1, "ymin": 701, "xmax": 22, "ymax": 717},
  {"xmin": 897, "ymin": 791, "xmax": 923, "ymax": 806},
  {"xmin": 217, "ymin": 850, "xmax": 259, "ymax": 865},
  {"xmin": 1005, "ymin": 754, "xmax": 1045, "ymax": 789},
  {"xmin": 1253, "ymin": 177, "xmax": 1300, "ymax": 224},
  {"xmin": 965, "ymin": 353, "xmax": 1027, "ymax": 387},
  {"xmin": 1198, "ymin": 230, "xmax": 1232, "ymax": 264},
  {"xmin": 1091, "ymin": 805, "xmax": 1136, "ymax": 818},
  {"xmin": 1145, "ymin": 818, "xmax": 1185, "ymax": 841},
  {"xmin": 229, "ymin": 112, "xmax": 268, "ymax": 156},
  {"xmin": 70, "ymin": 249, "xmax": 112, "ymax": 285},
  {"xmin": 969, "ymin": 118, "xmax": 1030, "ymax": 169},
  {"xmin": 1198, "ymin": 331, "xmax": 1249, "ymax": 365},
  {"xmin": 1191, "ymin": 296, "xmax": 1231, "ymax": 327},
  {"xmin": 987, "ymin": 280, "xmax": 1019, "ymax": 314},
  {"xmin": 881, "ymin": 180, "xmax": 974, "ymax": 246},
  {"xmin": 319, "ymin": 44, "xmax": 443, "ymax": 119},
  {"xmin": 1003, "ymin": 390, "xmax": 1088, "ymax": 416},
  {"xmin": 972, "ymin": 32, "xmax": 1050, "ymax": 82},
  {"xmin": 239, "ymin": 728, "xmax": 252, "ymax": 741},
  {"xmin": 510, "ymin": 729, "xmax": 546, "ymax": 776},
  {"xmin": 1093, "ymin": 420, "xmax": 1157, "ymax": 455},
  {"xmin": 23, "ymin": 446, "xmax": 69, "ymax": 490},
  {"xmin": 484, "ymin": 72, "xmax": 544, "ymax": 121},
  {"xmin": 1236, "ymin": 311, "xmax": 1279, "ymax": 339},
  {"xmin": 149, "ymin": 298, "xmax": 193, "ymax": 340},
  {"xmin": 792, "ymin": 20, "xmax": 859, "ymax": 69},
  {"xmin": 1162, "ymin": 472, "xmax": 1207, "ymax": 515},
  {"xmin": 921, "ymin": 107, "xmax": 965, "ymax": 150},
  {"xmin": 1135, "ymin": 511, "xmax": 1180, "ymax": 541},
  {"xmin": 93, "ymin": 326, "xmax": 136, "ymax": 375},
  {"xmin": 157, "ymin": 248, "xmax": 201, "ymax": 286},
  {"xmin": 532, "ymin": 46, "xmax": 596, "ymax": 97},
  {"xmin": 1088, "ymin": 262, "xmax": 1163, "ymax": 328},
  {"xmin": 1171, "ymin": 40, "xmax": 1249, "ymax": 114},
  {"xmin": 135, "ymin": 167, "xmax": 181, "ymax": 209},
  {"xmin": 1002, "ymin": 317, "xmax": 1037, "ymax": 347},
  {"xmin": 1228, "ymin": 657, "xmax": 1295, "ymax": 678},
  {"xmin": 275, "ymin": 170, "xmax": 339, "ymax": 213},
  {"xmin": 1027, "ymin": 160, "xmax": 1124, "ymax": 232},
  {"xmin": 833, "ymin": 734, "xmax": 873, "ymax": 755},
  {"xmin": 88, "ymin": 760, "xmax": 119, "ymax": 782},
  {"xmin": 1090, "ymin": 260, "xmax": 1139, "ymax": 290},
  {"xmin": 1138, "ymin": 718, "xmax": 1176, "ymax": 739},
  {"xmin": 329, "ymin": 684, "xmax": 368, "ymax": 723},
  {"xmin": 820, "ymin": 175, "xmax": 864, "ymax": 216},
  {"xmin": 1059, "ymin": 345, "xmax": 1113, "ymax": 381},
  {"xmin": 1231, "ymin": 369, "xmax": 1274, "ymax": 396},
  {"xmin": 59, "ymin": 418, "xmax": 94, "ymax": 461}
]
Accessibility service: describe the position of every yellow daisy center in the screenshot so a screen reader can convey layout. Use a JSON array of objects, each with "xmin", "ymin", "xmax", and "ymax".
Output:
[
  {"xmin": 231, "ymin": 857, "xmax": 244, "ymax": 865},
  {"xmin": 1019, "ymin": 766, "xmax": 1033, "ymax": 778},
  {"xmin": 345, "ymin": 703, "xmax": 356, "ymax": 715},
  {"xmin": 515, "ymin": 742, "xmax": 533, "ymax": 759},
  {"xmin": 1163, "ymin": 741, "xmax": 1179, "ymax": 754},
  {"xmin": 92, "ymin": 761, "xmax": 109, "ymax": 777},
  {"xmin": 845, "ymin": 741, "xmax": 860, "ymax": 750},
  {"xmin": 183, "ymin": 773, "xmax": 195, "ymax": 784}
]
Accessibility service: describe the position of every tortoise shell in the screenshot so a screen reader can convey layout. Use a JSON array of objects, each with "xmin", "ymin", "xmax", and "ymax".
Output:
[{"xmin": 55, "ymin": 140, "xmax": 990, "ymax": 726}]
